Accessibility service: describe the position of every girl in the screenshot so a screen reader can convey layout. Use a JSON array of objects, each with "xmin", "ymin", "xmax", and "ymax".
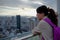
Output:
[{"xmin": 32, "ymin": 5, "xmax": 58, "ymax": 40}]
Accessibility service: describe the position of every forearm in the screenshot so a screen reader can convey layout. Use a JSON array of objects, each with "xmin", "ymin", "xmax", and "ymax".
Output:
[{"xmin": 33, "ymin": 31, "xmax": 41, "ymax": 36}]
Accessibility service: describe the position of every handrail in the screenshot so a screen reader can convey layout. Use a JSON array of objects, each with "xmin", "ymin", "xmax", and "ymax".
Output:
[
  {"xmin": 15, "ymin": 34, "xmax": 38, "ymax": 40},
  {"xmin": 0, "ymin": 33, "xmax": 38, "ymax": 40},
  {"xmin": 20, "ymin": 34, "xmax": 33, "ymax": 40}
]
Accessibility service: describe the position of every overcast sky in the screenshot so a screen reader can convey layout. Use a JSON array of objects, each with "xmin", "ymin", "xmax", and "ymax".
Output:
[
  {"xmin": 0, "ymin": 0, "xmax": 57, "ymax": 8},
  {"xmin": 0, "ymin": 0, "xmax": 57, "ymax": 16}
]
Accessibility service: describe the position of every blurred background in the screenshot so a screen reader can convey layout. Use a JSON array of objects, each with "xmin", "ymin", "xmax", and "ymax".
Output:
[{"xmin": 0, "ymin": 0, "xmax": 60, "ymax": 40}]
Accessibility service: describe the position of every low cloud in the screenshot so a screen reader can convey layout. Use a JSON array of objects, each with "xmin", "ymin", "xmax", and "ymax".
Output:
[{"xmin": 0, "ymin": 0, "xmax": 43, "ymax": 8}]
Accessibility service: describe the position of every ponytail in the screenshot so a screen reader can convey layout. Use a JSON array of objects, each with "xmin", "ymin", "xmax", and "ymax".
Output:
[{"xmin": 47, "ymin": 8, "xmax": 58, "ymax": 26}]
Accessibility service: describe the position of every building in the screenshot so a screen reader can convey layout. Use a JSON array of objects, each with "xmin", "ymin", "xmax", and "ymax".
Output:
[{"xmin": 0, "ymin": 15, "xmax": 38, "ymax": 38}]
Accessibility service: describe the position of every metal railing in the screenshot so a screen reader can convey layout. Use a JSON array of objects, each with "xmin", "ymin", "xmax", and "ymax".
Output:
[
  {"xmin": 14, "ymin": 34, "xmax": 39, "ymax": 40},
  {"xmin": 19, "ymin": 34, "xmax": 34, "ymax": 40},
  {"xmin": 0, "ymin": 32, "xmax": 39, "ymax": 40}
]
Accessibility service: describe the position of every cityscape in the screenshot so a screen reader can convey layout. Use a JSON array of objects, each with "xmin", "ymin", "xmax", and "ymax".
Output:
[{"xmin": 0, "ymin": 15, "xmax": 39, "ymax": 40}]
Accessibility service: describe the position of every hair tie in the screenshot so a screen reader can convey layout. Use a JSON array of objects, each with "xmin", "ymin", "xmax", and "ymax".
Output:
[{"xmin": 48, "ymin": 12, "xmax": 50, "ymax": 14}]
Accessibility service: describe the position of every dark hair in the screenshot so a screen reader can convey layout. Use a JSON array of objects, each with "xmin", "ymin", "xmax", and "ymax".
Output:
[{"xmin": 36, "ymin": 5, "xmax": 58, "ymax": 26}]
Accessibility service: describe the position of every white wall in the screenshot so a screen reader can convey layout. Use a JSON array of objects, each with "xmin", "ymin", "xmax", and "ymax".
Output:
[{"xmin": 57, "ymin": 0, "xmax": 60, "ymax": 26}]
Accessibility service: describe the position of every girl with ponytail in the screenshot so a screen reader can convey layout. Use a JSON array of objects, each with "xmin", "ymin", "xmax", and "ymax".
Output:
[{"xmin": 32, "ymin": 5, "xmax": 58, "ymax": 40}]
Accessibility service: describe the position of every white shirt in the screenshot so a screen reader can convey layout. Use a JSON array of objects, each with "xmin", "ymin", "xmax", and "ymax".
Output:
[{"xmin": 32, "ymin": 17, "xmax": 53, "ymax": 40}]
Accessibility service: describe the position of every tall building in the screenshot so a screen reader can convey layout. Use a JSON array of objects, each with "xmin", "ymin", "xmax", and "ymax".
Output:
[
  {"xmin": 0, "ymin": 15, "xmax": 38, "ymax": 37},
  {"xmin": 16, "ymin": 15, "xmax": 22, "ymax": 33}
]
